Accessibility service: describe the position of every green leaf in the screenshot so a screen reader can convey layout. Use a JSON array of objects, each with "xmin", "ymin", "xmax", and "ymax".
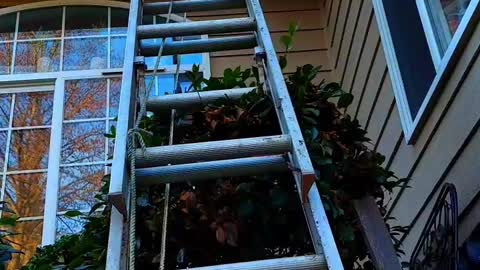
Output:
[
  {"xmin": 279, "ymin": 56, "xmax": 287, "ymax": 70},
  {"xmin": 337, "ymin": 93, "xmax": 354, "ymax": 108},
  {"xmin": 64, "ymin": 210, "xmax": 83, "ymax": 218},
  {"xmin": 280, "ymin": 35, "xmax": 293, "ymax": 51},
  {"xmin": 0, "ymin": 216, "xmax": 17, "ymax": 227},
  {"xmin": 288, "ymin": 21, "xmax": 299, "ymax": 37}
]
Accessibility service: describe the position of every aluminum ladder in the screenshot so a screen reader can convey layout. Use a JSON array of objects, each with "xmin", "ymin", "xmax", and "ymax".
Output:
[{"xmin": 107, "ymin": 0, "xmax": 344, "ymax": 269}]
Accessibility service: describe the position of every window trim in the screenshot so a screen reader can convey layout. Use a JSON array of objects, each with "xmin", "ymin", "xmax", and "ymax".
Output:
[{"xmin": 373, "ymin": 0, "xmax": 480, "ymax": 144}]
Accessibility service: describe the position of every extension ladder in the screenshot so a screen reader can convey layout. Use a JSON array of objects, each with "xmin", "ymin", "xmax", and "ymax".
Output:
[{"xmin": 107, "ymin": 0, "xmax": 344, "ymax": 269}]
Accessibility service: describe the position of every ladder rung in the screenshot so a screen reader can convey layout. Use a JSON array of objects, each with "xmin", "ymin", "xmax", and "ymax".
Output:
[
  {"xmin": 136, "ymin": 155, "xmax": 288, "ymax": 185},
  {"xmin": 180, "ymin": 255, "xmax": 326, "ymax": 270},
  {"xmin": 141, "ymin": 35, "xmax": 257, "ymax": 57},
  {"xmin": 144, "ymin": 0, "xmax": 246, "ymax": 15},
  {"xmin": 137, "ymin": 18, "xmax": 256, "ymax": 39},
  {"xmin": 146, "ymin": 87, "xmax": 255, "ymax": 112},
  {"xmin": 136, "ymin": 135, "xmax": 292, "ymax": 168}
]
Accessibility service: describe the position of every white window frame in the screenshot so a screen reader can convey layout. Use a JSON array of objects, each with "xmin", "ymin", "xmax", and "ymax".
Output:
[
  {"xmin": 373, "ymin": 0, "xmax": 480, "ymax": 144},
  {"xmin": 0, "ymin": 0, "xmax": 211, "ymax": 248}
]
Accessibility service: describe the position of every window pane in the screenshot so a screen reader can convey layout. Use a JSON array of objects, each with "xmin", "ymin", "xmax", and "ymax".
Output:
[
  {"xmin": 63, "ymin": 38, "xmax": 107, "ymax": 71},
  {"xmin": 14, "ymin": 40, "xmax": 61, "ymax": 73},
  {"xmin": 155, "ymin": 74, "xmax": 195, "ymax": 96},
  {"xmin": 18, "ymin": 7, "xmax": 62, "ymax": 39},
  {"xmin": 5, "ymin": 173, "xmax": 46, "ymax": 217},
  {"xmin": 0, "ymin": 94, "xmax": 11, "ymax": 128},
  {"xmin": 110, "ymin": 36, "xmax": 126, "ymax": 68},
  {"xmin": 0, "ymin": 132, "xmax": 6, "ymax": 169},
  {"xmin": 0, "ymin": 13, "xmax": 16, "ymax": 41},
  {"xmin": 109, "ymin": 78, "xmax": 121, "ymax": 118},
  {"xmin": 61, "ymin": 121, "xmax": 106, "ymax": 164},
  {"xmin": 56, "ymin": 215, "xmax": 85, "ymax": 239},
  {"xmin": 13, "ymin": 92, "xmax": 53, "ymax": 127},
  {"xmin": 6, "ymin": 220, "xmax": 42, "ymax": 270},
  {"xmin": 64, "ymin": 79, "xmax": 107, "ymax": 120},
  {"xmin": 107, "ymin": 121, "xmax": 116, "ymax": 157},
  {"xmin": 0, "ymin": 42, "xmax": 13, "ymax": 75},
  {"xmin": 58, "ymin": 165, "xmax": 104, "ymax": 211},
  {"xmin": 426, "ymin": 0, "xmax": 472, "ymax": 53},
  {"xmin": 178, "ymin": 54, "xmax": 203, "ymax": 65},
  {"xmin": 111, "ymin": 8, "xmax": 129, "ymax": 34},
  {"xmin": 8, "ymin": 129, "xmax": 50, "ymax": 170},
  {"xmin": 65, "ymin": 6, "xmax": 108, "ymax": 36}
]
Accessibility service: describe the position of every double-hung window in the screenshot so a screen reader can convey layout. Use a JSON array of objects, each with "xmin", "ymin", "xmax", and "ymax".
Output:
[{"xmin": 373, "ymin": 0, "xmax": 479, "ymax": 143}]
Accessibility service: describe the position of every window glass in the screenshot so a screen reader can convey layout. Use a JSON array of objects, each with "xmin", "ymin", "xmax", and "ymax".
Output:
[
  {"xmin": 63, "ymin": 38, "xmax": 107, "ymax": 71},
  {"xmin": 5, "ymin": 173, "xmax": 46, "ymax": 217},
  {"xmin": 0, "ymin": 132, "xmax": 6, "ymax": 169},
  {"xmin": 18, "ymin": 7, "xmax": 62, "ymax": 39},
  {"xmin": 58, "ymin": 165, "xmax": 104, "ymax": 211},
  {"xmin": 65, "ymin": 6, "xmax": 108, "ymax": 36},
  {"xmin": 111, "ymin": 36, "xmax": 126, "ymax": 68},
  {"xmin": 0, "ymin": 94, "xmax": 11, "ymax": 128},
  {"xmin": 8, "ymin": 129, "xmax": 50, "ymax": 170},
  {"xmin": 109, "ymin": 78, "xmax": 121, "ymax": 118},
  {"xmin": 111, "ymin": 8, "xmax": 129, "ymax": 34},
  {"xmin": 14, "ymin": 40, "xmax": 61, "ymax": 73},
  {"xmin": 0, "ymin": 43, "xmax": 13, "ymax": 75},
  {"xmin": 56, "ymin": 216, "xmax": 85, "ymax": 238},
  {"xmin": 0, "ymin": 13, "xmax": 16, "ymax": 41},
  {"xmin": 61, "ymin": 121, "xmax": 106, "ymax": 164},
  {"xmin": 426, "ymin": 0, "xmax": 472, "ymax": 54},
  {"xmin": 13, "ymin": 92, "xmax": 53, "ymax": 127},
  {"xmin": 64, "ymin": 79, "xmax": 107, "ymax": 120},
  {"xmin": 6, "ymin": 220, "xmax": 43, "ymax": 270}
]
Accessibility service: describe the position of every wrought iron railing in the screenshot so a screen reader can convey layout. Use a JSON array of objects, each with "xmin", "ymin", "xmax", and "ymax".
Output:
[{"xmin": 410, "ymin": 183, "xmax": 458, "ymax": 270}]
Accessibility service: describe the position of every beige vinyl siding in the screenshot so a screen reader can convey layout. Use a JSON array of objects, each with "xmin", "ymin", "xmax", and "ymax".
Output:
[{"xmin": 322, "ymin": 0, "xmax": 480, "ymax": 259}]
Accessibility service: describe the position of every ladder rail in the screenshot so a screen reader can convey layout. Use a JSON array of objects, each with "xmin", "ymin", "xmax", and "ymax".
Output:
[
  {"xmin": 106, "ymin": 0, "xmax": 141, "ymax": 269},
  {"xmin": 244, "ymin": 0, "xmax": 344, "ymax": 269}
]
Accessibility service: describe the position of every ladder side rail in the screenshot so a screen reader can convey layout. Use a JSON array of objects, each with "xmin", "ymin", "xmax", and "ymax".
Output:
[
  {"xmin": 106, "ymin": 0, "xmax": 141, "ymax": 269},
  {"xmin": 244, "ymin": 0, "xmax": 344, "ymax": 269}
]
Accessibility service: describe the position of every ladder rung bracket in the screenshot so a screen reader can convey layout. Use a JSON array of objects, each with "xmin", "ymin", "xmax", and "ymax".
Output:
[
  {"xmin": 136, "ymin": 155, "xmax": 288, "ymax": 186},
  {"xmin": 146, "ymin": 87, "xmax": 255, "ymax": 112},
  {"xmin": 136, "ymin": 135, "xmax": 292, "ymax": 168},
  {"xmin": 141, "ymin": 35, "xmax": 257, "ymax": 57},
  {"xmin": 181, "ymin": 255, "xmax": 326, "ymax": 270},
  {"xmin": 144, "ymin": 0, "xmax": 246, "ymax": 15},
  {"xmin": 137, "ymin": 18, "xmax": 256, "ymax": 39}
]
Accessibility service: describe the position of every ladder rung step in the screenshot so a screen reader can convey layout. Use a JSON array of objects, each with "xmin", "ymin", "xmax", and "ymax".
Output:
[
  {"xmin": 181, "ymin": 255, "xmax": 326, "ymax": 270},
  {"xmin": 136, "ymin": 155, "xmax": 288, "ymax": 185},
  {"xmin": 146, "ymin": 87, "xmax": 255, "ymax": 112},
  {"xmin": 137, "ymin": 18, "xmax": 256, "ymax": 39},
  {"xmin": 144, "ymin": 0, "xmax": 246, "ymax": 15},
  {"xmin": 141, "ymin": 35, "xmax": 257, "ymax": 57},
  {"xmin": 136, "ymin": 135, "xmax": 292, "ymax": 167}
]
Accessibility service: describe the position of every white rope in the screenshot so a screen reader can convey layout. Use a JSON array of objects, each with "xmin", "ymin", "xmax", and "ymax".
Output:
[
  {"xmin": 127, "ymin": 0, "xmax": 175, "ymax": 269},
  {"xmin": 158, "ymin": 11, "xmax": 188, "ymax": 270}
]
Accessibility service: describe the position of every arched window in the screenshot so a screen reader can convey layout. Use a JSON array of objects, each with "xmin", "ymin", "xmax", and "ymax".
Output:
[{"xmin": 0, "ymin": 2, "xmax": 210, "ymax": 269}]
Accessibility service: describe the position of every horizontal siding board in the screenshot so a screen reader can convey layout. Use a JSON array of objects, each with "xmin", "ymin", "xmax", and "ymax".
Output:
[
  {"xmin": 331, "ymin": 0, "xmax": 351, "ymax": 69},
  {"xmin": 366, "ymin": 76, "xmax": 395, "ymax": 145}
]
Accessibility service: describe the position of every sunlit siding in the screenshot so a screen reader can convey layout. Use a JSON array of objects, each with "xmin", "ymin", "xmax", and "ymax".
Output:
[{"xmin": 321, "ymin": 0, "xmax": 480, "ymax": 260}]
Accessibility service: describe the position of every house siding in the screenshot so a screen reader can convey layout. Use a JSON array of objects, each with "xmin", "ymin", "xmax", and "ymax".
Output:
[{"xmin": 322, "ymin": 0, "xmax": 480, "ymax": 259}]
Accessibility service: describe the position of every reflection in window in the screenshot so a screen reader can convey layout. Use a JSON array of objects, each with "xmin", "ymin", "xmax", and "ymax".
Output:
[
  {"xmin": 13, "ymin": 92, "xmax": 53, "ymax": 127},
  {"xmin": 0, "ymin": 43, "xmax": 13, "ymax": 75},
  {"xmin": 65, "ymin": 6, "xmax": 108, "ymax": 36},
  {"xmin": 149, "ymin": 74, "xmax": 197, "ymax": 97},
  {"xmin": 0, "ymin": 13, "xmax": 16, "ymax": 41},
  {"xmin": 111, "ymin": 8, "xmax": 129, "ymax": 34},
  {"xmin": 64, "ymin": 79, "xmax": 107, "ymax": 120},
  {"xmin": 5, "ymin": 173, "xmax": 46, "ymax": 217},
  {"xmin": 14, "ymin": 40, "xmax": 61, "ymax": 73},
  {"xmin": 426, "ymin": 0, "xmax": 472, "ymax": 54},
  {"xmin": 56, "ymin": 216, "xmax": 85, "ymax": 239},
  {"xmin": 63, "ymin": 38, "xmax": 107, "ymax": 71},
  {"xmin": 61, "ymin": 122, "xmax": 106, "ymax": 164},
  {"xmin": 8, "ymin": 129, "xmax": 50, "ymax": 170},
  {"xmin": 0, "ymin": 132, "xmax": 6, "ymax": 169},
  {"xmin": 111, "ymin": 36, "xmax": 126, "ymax": 69},
  {"xmin": 58, "ymin": 165, "xmax": 104, "ymax": 211},
  {"xmin": 6, "ymin": 220, "xmax": 43, "ymax": 270},
  {"xmin": 18, "ymin": 7, "xmax": 62, "ymax": 39},
  {"xmin": 0, "ymin": 94, "xmax": 11, "ymax": 128},
  {"xmin": 109, "ymin": 79, "xmax": 121, "ymax": 118}
]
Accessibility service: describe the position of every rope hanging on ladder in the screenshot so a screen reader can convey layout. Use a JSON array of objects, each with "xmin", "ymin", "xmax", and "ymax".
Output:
[{"xmin": 127, "ymin": 0, "xmax": 176, "ymax": 269}]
